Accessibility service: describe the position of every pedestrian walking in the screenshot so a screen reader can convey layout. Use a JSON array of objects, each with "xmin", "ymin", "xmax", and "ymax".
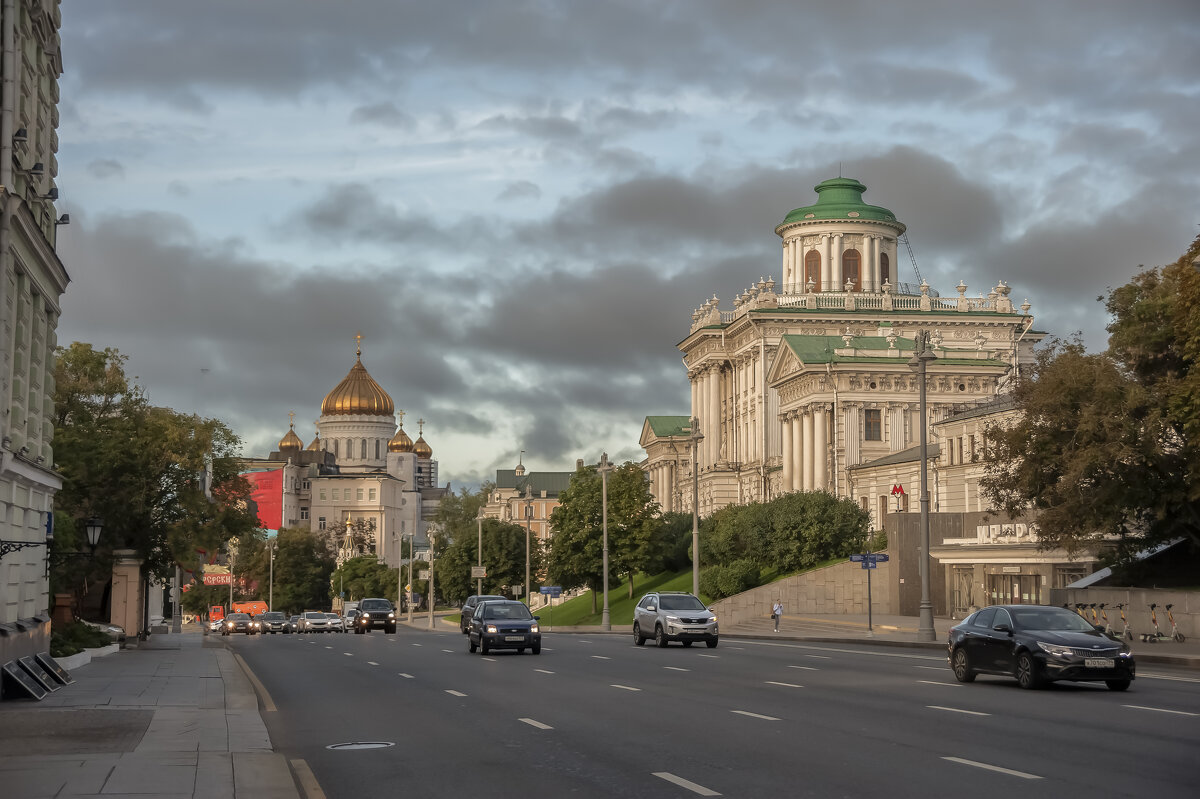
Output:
[{"xmin": 772, "ymin": 599, "xmax": 783, "ymax": 632}]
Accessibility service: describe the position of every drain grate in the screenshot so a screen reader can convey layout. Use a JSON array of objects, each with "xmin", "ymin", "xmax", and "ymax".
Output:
[{"xmin": 326, "ymin": 741, "xmax": 396, "ymax": 750}]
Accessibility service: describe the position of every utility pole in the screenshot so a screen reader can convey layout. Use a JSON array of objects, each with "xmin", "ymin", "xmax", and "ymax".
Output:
[
  {"xmin": 476, "ymin": 509, "xmax": 485, "ymax": 596},
  {"xmin": 268, "ymin": 540, "xmax": 276, "ymax": 611},
  {"xmin": 598, "ymin": 452, "xmax": 614, "ymax": 631},
  {"xmin": 428, "ymin": 534, "xmax": 435, "ymax": 630},
  {"xmin": 523, "ymin": 485, "xmax": 533, "ymax": 607},
  {"xmin": 689, "ymin": 416, "xmax": 704, "ymax": 597},
  {"xmin": 407, "ymin": 529, "xmax": 414, "ymax": 623},
  {"xmin": 908, "ymin": 331, "xmax": 938, "ymax": 642}
]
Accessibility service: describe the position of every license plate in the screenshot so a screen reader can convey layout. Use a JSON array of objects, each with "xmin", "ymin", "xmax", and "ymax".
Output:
[
  {"xmin": 505, "ymin": 635, "xmax": 525, "ymax": 642},
  {"xmin": 1084, "ymin": 658, "xmax": 1114, "ymax": 668}
]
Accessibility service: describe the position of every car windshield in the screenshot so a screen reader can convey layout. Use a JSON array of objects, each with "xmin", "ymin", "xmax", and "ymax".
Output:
[
  {"xmin": 1010, "ymin": 608, "xmax": 1098, "ymax": 632},
  {"xmin": 659, "ymin": 595, "xmax": 707, "ymax": 611},
  {"xmin": 263, "ymin": 613, "xmax": 285, "ymax": 620},
  {"xmin": 361, "ymin": 600, "xmax": 391, "ymax": 611},
  {"xmin": 326, "ymin": 613, "xmax": 338, "ymax": 619},
  {"xmin": 227, "ymin": 614, "xmax": 249, "ymax": 621},
  {"xmin": 483, "ymin": 603, "xmax": 534, "ymax": 620},
  {"xmin": 304, "ymin": 612, "xmax": 325, "ymax": 619}
]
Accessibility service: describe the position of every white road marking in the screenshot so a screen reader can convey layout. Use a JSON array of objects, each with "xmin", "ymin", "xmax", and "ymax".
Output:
[
  {"xmin": 482, "ymin": 657, "xmax": 496, "ymax": 662},
  {"xmin": 445, "ymin": 690, "xmax": 467, "ymax": 697},
  {"xmin": 591, "ymin": 655, "xmax": 611, "ymax": 660},
  {"xmin": 789, "ymin": 665, "xmax": 819, "ymax": 671},
  {"xmin": 942, "ymin": 757, "xmax": 1042, "ymax": 780},
  {"xmin": 729, "ymin": 646, "xmax": 745, "ymax": 650},
  {"xmin": 928, "ymin": 705, "xmax": 989, "ymax": 716},
  {"xmin": 743, "ymin": 640, "xmax": 943, "ymax": 662},
  {"xmin": 1140, "ymin": 673, "xmax": 1200, "ymax": 684},
  {"xmin": 664, "ymin": 666, "xmax": 690, "ymax": 672},
  {"xmin": 519, "ymin": 718, "xmax": 553, "ymax": 730},
  {"xmin": 698, "ymin": 654, "xmax": 719, "ymax": 658},
  {"xmin": 917, "ymin": 680, "xmax": 960, "ymax": 687},
  {"xmin": 1122, "ymin": 705, "xmax": 1199, "ymax": 716},
  {"xmin": 324, "ymin": 646, "xmax": 332, "ymax": 649},
  {"xmin": 652, "ymin": 772, "xmax": 721, "ymax": 796},
  {"xmin": 398, "ymin": 673, "xmax": 413, "ymax": 679},
  {"xmin": 442, "ymin": 649, "xmax": 453, "ymax": 653},
  {"xmin": 343, "ymin": 652, "xmax": 353, "ymax": 657},
  {"xmin": 807, "ymin": 655, "xmax": 831, "ymax": 659},
  {"xmin": 914, "ymin": 665, "xmax": 947, "ymax": 671},
  {"xmin": 731, "ymin": 710, "xmax": 780, "ymax": 721},
  {"xmin": 542, "ymin": 648, "xmax": 555, "ymax": 651},
  {"xmin": 387, "ymin": 638, "xmax": 396, "ymax": 642},
  {"xmin": 578, "ymin": 640, "xmax": 592, "ymax": 644},
  {"xmin": 411, "ymin": 643, "xmax": 422, "ymax": 647},
  {"xmin": 367, "ymin": 661, "xmax": 379, "ymax": 666},
  {"xmin": 765, "ymin": 681, "xmax": 803, "ymax": 688},
  {"xmin": 534, "ymin": 668, "xmax": 554, "ymax": 674},
  {"xmin": 611, "ymin": 684, "xmax": 641, "ymax": 691}
]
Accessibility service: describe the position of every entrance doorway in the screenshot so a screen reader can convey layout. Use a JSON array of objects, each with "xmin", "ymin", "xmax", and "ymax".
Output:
[
  {"xmin": 986, "ymin": 573, "xmax": 1041, "ymax": 605},
  {"xmin": 951, "ymin": 567, "xmax": 974, "ymax": 616}
]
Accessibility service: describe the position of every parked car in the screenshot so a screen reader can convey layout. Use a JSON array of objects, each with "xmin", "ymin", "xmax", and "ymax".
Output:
[
  {"xmin": 460, "ymin": 595, "xmax": 507, "ymax": 633},
  {"xmin": 948, "ymin": 604, "xmax": 1136, "ymax": 691},
  {"xmin": 354, "ymin": 598, "xmax": 397, "ymax": 634},
  {"xmin": 258, "ymin": 611, "xmax": 288, "ymax": 634},
  {"xmin": 222, "ymin": 613, "xmax": 255, "ymax": 635},
  {"xmin": 326, "ymin": 613, "xmax": 345, "ymax": 633},
  {"xmin": 285, "ymin": 615, "xmax": 301, "ymax": 634},
  {"xmin": 299, "ymin": 611, "xmax": 330, "ymax": 633},
  {"xmin": 208, "ymin": 618, "xmax": 225, "ymax": 635},
  {"xmin": 467, "ymin": 600, "xmax": 541, "ymax": 655},
  {"xmin": 633, "ymin": 591, "xmax": 719, "ymax": 648}
]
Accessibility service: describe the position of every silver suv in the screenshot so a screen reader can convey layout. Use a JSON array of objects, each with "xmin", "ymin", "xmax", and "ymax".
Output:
[{"xmin": 633, "ymin": 591, "xmax": 718, "ymax": 648}]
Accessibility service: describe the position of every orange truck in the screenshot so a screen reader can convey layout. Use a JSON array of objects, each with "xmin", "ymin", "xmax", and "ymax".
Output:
[
  {"xmin": 232, "ymin": 600, "xmax": 270, "ymax": 617},
  {"xmin": 209, "ymin": 605, "xmax": 226, "ymax": 622}
]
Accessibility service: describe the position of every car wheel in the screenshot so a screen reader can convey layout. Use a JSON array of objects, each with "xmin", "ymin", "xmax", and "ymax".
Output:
[
  {"xmin": 1105, "ymin": 679, "xmax": 1131, "ymax": 691},
  {"xmin": 633, "ymin": 622, "xmax": 645, "ymax": 646},
  {"xmin": 951, "ymin": 647, "xmax": 976, "ymax": 683},
  {"xmin": 655, "ymin": 625, "xmax": 668, "ymax": 648},
  {"xmin": 1015, "ymin": 651, "xmax": 1042, "ymax": 689},
  {"xmin": 532, "ymin": 643, "xmax": 541, "ymax": 655},
  {"xmin": 706, "ymin": 638, "xmax": 718, "ymax": 649},
  {"xmin": 386, "ymin": 624, "xmax": 396, "ymax": 634},
  {"xmin": 469, "ymin": 639, "xmax": 477, "ymax": 653},
  {"xmin": 355, "ymin": 627, "xmax": 364, "ymax": 634},
  {"xmin": 480, "ymin": 639, "xmax": 489, "ymax": 655}
]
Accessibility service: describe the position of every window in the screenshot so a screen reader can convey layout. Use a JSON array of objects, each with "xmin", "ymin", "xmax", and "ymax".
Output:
[
  {"xmin": 973, "ymin": 607, "xmax": 996, "ymax": 628},
  {"xmin": 333, "ymin": 439, "xmax": 339, "ymax": 457},
  {"xmin": 375, "ymin": 439, "xmax": 380, "ymax": 459},
  {"xmin": 319, "ymin": 489, "xmax": 326, "ymax": 501},
  {"xmin": 880, "ymin": 252, "xmax": 890, "ymax": 285},
  {"xmin": 968, "ymin": 435, "xmax": 976, "ymax": 462},
  {"xmin": 879, "ymin": 495, "xmax": 888, "ymax": 522},
  {"xmin": 318, "ymin": 516, "xmax": 327, "ymax": 530},
  {"xmin": 343, "ymin": 488, "xmax": 351, "ymax": 501},
  {"xmin": 842, "ymin": 249, "xmax": 861, "ymax": 291},
  {"xmin": 804, "ymin": 249, "xmax": 821, "ymax": 290},
  {"xmin": 864, "ymin": 408, "xmax": 881, "ymax": 441},
  {"xmin": 302, "ymin": 479, "xmax": 311, "ymax": 491},
  {"xmin": 300, "ymin": 507, "xmax": 309, "ymax": 520},
  {"xmin": 356, "ymin": 488, "xmax": 364, "ymax": 501},
  {"xmin": 860, "ymin": 496, "xmax": 868, "ymax": 511},
  {"xmin": 369, "ymin": 488, "xmax": 377, "ymax": 501},
  {"xmin": 361, "ymin": 439, "xmax": 367, "ymax": 459}
]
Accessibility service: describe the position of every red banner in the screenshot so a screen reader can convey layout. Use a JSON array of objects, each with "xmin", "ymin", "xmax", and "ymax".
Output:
[{"xmin": 242, "ymin": 469, "xmax": 283, "ymax": 532}]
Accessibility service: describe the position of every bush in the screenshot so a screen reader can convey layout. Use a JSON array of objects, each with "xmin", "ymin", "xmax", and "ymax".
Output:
[
  {"xmin": 699, "ymin": 559, "xmax": 761, "ymax": 599},
  {"xmin": 50, "ymin": 620, "xmax": 111, "ymax": 657}
]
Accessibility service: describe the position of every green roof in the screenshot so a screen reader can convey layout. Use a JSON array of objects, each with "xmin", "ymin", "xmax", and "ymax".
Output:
[
  {"xmin": 780, "ymin": 334, "xmax": 1007, "ymax": 367},
  {"xmin": 495, "ymin": 469, "xmax": 573, "ymax": 497},
  {"xmin": 780, "ymin": 178, "xmax": 900, "ymax": 226},
  {"xmin": 645, "ymin": 415, "xmax": 692, "ymax": 437}
]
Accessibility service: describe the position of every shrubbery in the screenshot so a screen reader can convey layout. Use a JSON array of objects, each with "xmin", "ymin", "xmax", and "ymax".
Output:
[
  {"xmin": 700, "ymin": 559, "xmax": 761, "ymax": 599},
  {"xmin": 50, "ymin": 620, "xmax": 112, "ymax": 657}
]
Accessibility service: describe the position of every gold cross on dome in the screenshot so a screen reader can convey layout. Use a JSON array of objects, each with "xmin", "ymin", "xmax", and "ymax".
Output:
[
  {"xmin": 418, "ymin": 418, "xmax": 426, "ymax": 435},
  {"xmin": 354, "ymin": 331, "xmax": 364, "ymax": 356},
  {"xmin": 396, "ymin": 409, "xmax": 405, "ymax": 427},
  {"xmin": 288, "ymin": 410, "xmax": 296, "ymax": 428}
]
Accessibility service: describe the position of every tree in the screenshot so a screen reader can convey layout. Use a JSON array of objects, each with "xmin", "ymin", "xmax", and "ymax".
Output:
[
  {"xmin": 238, "ymin": 527, "xmax": 335, "ymax": 615},
  {"xmin": 330, "ymin": 555, "xmax": 395, "ymax": 603},
  {"xmin": 981, "ymin": 236, "xmax": 1200, "ymax": 559},
  {"xmin": 438, "ymin": 518, "xmax": 543, "ymax": 604}
]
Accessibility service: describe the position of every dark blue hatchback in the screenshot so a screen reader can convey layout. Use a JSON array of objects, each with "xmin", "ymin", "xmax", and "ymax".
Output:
[{"xmin": 467, "ymin": 600, "xmax": 541, "ymax": 655}]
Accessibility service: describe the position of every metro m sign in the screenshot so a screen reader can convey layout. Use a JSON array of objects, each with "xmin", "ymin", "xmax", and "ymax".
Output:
[
  {"xmin": 203, "ymin": 573, "xmax": 232, "ymax": 586},
  {"xmin": 891, "ymin": 484, "xmax": 905, "ymax": 496}
]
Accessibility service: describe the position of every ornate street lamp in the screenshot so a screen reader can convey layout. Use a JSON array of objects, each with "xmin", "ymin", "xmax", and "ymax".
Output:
[
  {"xmin": 908, "ymin": 331, "xmax": 938, "ymax": 643},
  {"xmin": 598, "ymin": 452, "xmax": 614, "ymax": 631},
  {"xmin": 475, "ymin": 508, "xmax": 485, "ymax": 596},
  {"xmin": 688, "ymin": 417, "xmax": 704, "ymax": 597}
]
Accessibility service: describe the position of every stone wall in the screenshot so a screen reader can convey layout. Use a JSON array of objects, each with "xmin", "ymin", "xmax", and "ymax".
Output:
[{"xmin": 713, "ymin": 558, "xmax": 894, "ymax": 626}]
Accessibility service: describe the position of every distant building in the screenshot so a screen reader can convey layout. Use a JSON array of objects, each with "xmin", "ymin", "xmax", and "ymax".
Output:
[
  {"xmin": 481, "ymin": 455, "xmax": 574, "ymax": 554},
  {"xmin": 0, "ymin": 0, "xmax": 68, "ymax": 666}
]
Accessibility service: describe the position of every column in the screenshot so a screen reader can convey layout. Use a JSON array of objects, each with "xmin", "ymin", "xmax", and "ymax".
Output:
[
  {"xmin": 871, "ymin": 236, "xmax": 881, "ymax": 291},
  {"xmin": 781, "ymin": 414, "xmax": 793, "ymax": 491},
  {"xmin": 821, "ymin": 234, "xmax": 832, "ymax": 291},
  {"xmin": 709, "ymin": 368, "xmax": 721, "ymax": 466},
  {"xmin": 802, "ymin": 409, "xmax": 815, "ymax": 491},
  {"xmin": 791, "ymin": 413, "xmax": 803, "ymax": 491},
  {"xmin": 813, "ymin": 406, "xmax": 828, "ymax": 491},
  {"xmin": 781, "ymin": 241, "xmax": 789, "ymax": 286},
  {"xmin": 832, "ymin": 234, "xmax": 843, "ymax": 290},
  {"xmin": 696, "ymin": 371, "xmax": 707, "ymax": 468},
  {"xmin": 789, "ymin": 240, "xmax": 798, "ymax": 289}
]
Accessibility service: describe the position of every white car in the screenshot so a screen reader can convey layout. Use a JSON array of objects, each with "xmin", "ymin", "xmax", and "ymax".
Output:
[
  {"xmin": 325, "ymin": 613, "xmax": 345, "ymax": 633},
  {"xmin": 299, "ymin": 611, "xmax": 330, "ymax": 633}
]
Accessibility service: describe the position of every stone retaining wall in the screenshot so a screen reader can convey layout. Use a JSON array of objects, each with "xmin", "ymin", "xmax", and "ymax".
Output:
[{"xmin": 713, "ymin": 558, "xmax": 894, "ymax": 626}]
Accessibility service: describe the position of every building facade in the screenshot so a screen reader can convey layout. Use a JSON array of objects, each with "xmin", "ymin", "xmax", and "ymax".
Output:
[
  {"xmin": 0, "ymin": 0, "xmax": 67, "ymax": 666},
  {"xmin": 481, "ymin": 457, "xmax": 574, "ymax": 555}
]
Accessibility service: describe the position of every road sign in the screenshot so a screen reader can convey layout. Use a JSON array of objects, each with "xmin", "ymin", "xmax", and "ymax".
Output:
[
  {"xmin": 539, "ymin": 586, "xmax": 562, "ymax": 597},
  {"xmin": 850, "ymin": 554, "xmax": 865, "ymax": 562},
  {"xmin": 862, "ymin": 560, "xmax": 876, "ymax": 569},
  {"xmin": 872, "ymin": 553, "xmax": 889, "ymax": 562},
  {"xmin": 851, "ymin": 553, "xmax": 889, "ymax": 564},
  {"xmin": 419, "ymin": 570, "xmax": 430, "ymax": 580},
  {"xmin": 891, "ymin": 483, "xmax": 905, "ymax": 496},
  {"xmin": 470, "ymin": 566, "xmax": 487, "ymax": 578}
]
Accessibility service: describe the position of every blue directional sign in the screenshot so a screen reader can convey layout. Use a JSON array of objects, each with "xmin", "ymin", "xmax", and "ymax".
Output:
[
  {"xmin": 539, "ymin": 586, "xmax": 562, "ymax": 597},
  {"xmin": 850, "ymin": 554, "xmax": 865, "ymax": 562},
  {"xmin": 853, "ymin": 553, "xmax": 889, "ymax": 568},
  {"xmin": 862, "ymin": 561, "xmax": 876, "ymax": 569}
]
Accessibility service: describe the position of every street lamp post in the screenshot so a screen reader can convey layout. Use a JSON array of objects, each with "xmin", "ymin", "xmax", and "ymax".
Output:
[
  {"xmin": 407, "ymin": 529, "xmax": 415, "ymax": 623},
  {"xmin": 523, "ymin": 485, "xmax": 533, "ymax": 607},
  {"xmin": 476, "ymin": 508, "xmax": 485, "ymax": 596},
  {"xmin": 393, "ymin": 531, "xmax": 402, "ymax": 610},
  {"xmin": 428, "ymin": 534, "xmax": 436, "ymax": 631},
  {"xmin": 908, "ymin": 330, "xmax": 938, "ymax": 643},
  {"xmin": 268, "ymin": 539, "xmax": 276, "ymax": 612},
  {"xmin": 688, "ymin": 416, "xmax": 704, "ymax": 597},
  {"xmin": 598, "ymin": 452, "xmax": 614, "ymax": 631}
]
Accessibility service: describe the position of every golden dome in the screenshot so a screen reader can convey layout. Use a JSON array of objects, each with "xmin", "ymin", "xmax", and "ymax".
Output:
[
  {"xmin": 388, "ymin": 425, "xmax": 414, "ymax": 453},
  {"xmin": 320, "ymin": 342, "xmax": 395, "ymax": 417},
  {"xmin": 278, "ymin": 424, "xmax": 303, "ymax": 452},
  {"xmin": 413, "ymin": 435, "xmax": 432, "ymax": 459},
  {"xmin": 306, "ymin": 427, "xmax": 322, "ymax": 451}
]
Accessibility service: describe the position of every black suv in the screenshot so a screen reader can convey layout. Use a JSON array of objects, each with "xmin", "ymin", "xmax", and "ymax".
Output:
[
  {"xmin": 460, "ymin": 595, "xmax": 507, "ymax": 633},
  {"xmin": 354, "ymin": 598, "xmax": 397, "ymax": 634}
]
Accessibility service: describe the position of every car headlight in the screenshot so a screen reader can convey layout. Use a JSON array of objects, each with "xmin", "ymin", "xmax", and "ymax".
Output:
[
  {"xmin": 1036, "ymin": 641, "xmax": 1073, "ymax": 658},
  {"xmin": 665, "ymin": 615, "xmax": 680, "ymax": 622},
  {"xmin": 486, "ymin": 624, "xmax": 498, "ymax": 634},
  {"xmin": 530, "ymin": 625, "xmax": 539, "ymax": 634},
  {"xmin": 388, "ymin": 612, "xmax": 395, "ymax": 618}
]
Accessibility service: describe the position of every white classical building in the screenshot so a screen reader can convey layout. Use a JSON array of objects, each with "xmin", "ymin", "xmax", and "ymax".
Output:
[
  {"xmin": 0, "ymin": 0, "xmax": 68, "ymax": 667},
  {"xmin": 643, "ymin": 177, "xmax": 1045, "ymax": 518}
]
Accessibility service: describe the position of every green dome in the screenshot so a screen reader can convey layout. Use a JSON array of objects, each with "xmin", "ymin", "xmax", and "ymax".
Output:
[{"xmin": 779, "ymin": 178, "xmax": 900, "ymax": 227}]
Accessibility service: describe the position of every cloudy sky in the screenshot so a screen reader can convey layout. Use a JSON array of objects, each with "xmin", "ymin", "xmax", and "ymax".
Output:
[{"xmin": 53, "ymin": 1, "xmax": 1200, "ymax": 489}]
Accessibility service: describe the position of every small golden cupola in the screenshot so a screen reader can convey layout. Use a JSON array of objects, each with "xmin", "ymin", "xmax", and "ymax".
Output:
[
  {"xmin": 413, "ymin": 417, "xmax": 433, "ymax": 459},
  {"xmin": 388, "ymin": 411, "xmax": 415, "ymax": 453},
  {"xmin": 320, "ymin": 336, "xmax": 395, "ymax": 416},
  {"xmin": 278, "ymin": 412, "xmax": 303, "ymax": 453},
  {"xmin": 306, "ymin": 424, "xmax": 322, "ymax": 451}
]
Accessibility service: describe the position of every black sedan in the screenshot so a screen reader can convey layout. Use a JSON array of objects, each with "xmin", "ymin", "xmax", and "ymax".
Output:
[
  {"xmin": 460, "ymin": 595, "xmax": 507, "ymax": 633},
  {"xmin": 221, "ymin": 612, "xmax": 255, "ymax": 635},
  {"xmin": 468, "ymin": 600, "xmax": 541, "ymax": 655},
  {"xmin": 948, "ymin": 604, "xmax": 1135, "ymax": 691}
]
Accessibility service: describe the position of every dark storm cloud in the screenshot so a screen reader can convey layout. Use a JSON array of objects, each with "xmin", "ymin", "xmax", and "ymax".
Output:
[
  {"xmin": 349, "ymin": 102, "xmax": 417, "ymax": 130},
  {"xmin": 285, "ymin": 183, "xmax": 468, "ymax": 248},
  {"xmin": 496, "ymin": 180, "xmax": 541, "ymax": 201},
  {"xmin": 87, "ymin": 159, "xmax": 124, "ymax": 179}
]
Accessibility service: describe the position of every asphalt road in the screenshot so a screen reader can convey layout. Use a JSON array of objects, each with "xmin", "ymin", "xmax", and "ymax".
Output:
[{"xmin": 229, "ymin": 627, "xmax": 1200, "ymax": 798}]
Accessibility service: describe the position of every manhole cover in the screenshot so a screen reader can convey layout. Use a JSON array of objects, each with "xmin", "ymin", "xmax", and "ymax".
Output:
[{"xmin": 326, "ymin": 741, "xmax": 396, "ymax": 751}]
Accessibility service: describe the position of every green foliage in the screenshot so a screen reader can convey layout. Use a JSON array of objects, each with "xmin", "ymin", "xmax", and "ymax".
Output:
[
  {"xmin": 437, "ymin": 517, "xmax": 543, "ymax": 604},
  {"xmin": 330, "ymin": 555, "xmax": 396, "ymax": 605},
  {"xmin": 50, "ymin": 621, "xmax": 111, "ymax": 657},
  {"xmin": 699, "ymin": 559, "xmax": 760, "ymax": 599},
  {"xmin": 512, "ymin": 570, "xmax": 713, "ymax": 628}
]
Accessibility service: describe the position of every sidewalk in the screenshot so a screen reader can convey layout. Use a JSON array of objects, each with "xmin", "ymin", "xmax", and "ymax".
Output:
[{"xmin": 0, "ymin": 628, "xmax": 301, "ymax": 799}]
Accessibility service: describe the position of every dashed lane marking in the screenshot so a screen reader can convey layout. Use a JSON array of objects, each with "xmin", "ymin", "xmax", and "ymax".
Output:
[
  {"xmin": 664, "ymin": 666, "xmax": 690, "ymax": 672},
  {"xmin": 611, "ymin": 684, "xmax": 641, "ymax": 691},
  {"xmin": 442, "ymin": 649, "xmax": 454, "ymax": 653},
  {"xmin": 698, "ymin": 654, "xmax": 719, "ymax": 658},
  {"xmin": 445, "ymin": 690, "xmax": 467, "ymax": 697},
  {"xmin": 928, "ymin": 705, "xmax": 989, "ymax": 716},
  {"xmin": 917, "ymin": 680, "xmax": 960, "ymax": 687},
  {"xmin": 652, "ymin": 772, "xmax": 721, "ymax": 796},
  {"xmin": 411, "ymin": 643, "xmax": 422, "ymax": 647},
  {"xmin": 807, "ymin": 654, "xmax": 831, "ymax": 659},
  {"xmin": 481, "ymin": 657, "xmax": 496, "ymax": 662},
  {"xmin": 398, "ymin": 673, "xmax": 414, "ymax": 679},
  {"xmin": 765, "ymin": 681, "xmax": 803, "ymax": 688},
  {"xmin": 591, "ymin": 655, "xmax": 611, "ymax": 660},
  {"xmin": 914, "ymin": 665, "xmax": 947, "ymax": 671},
  {"xmin": 730, "ymin": 710, "xmax": 780, "ymax": 721},
  {"xmin": 942, "ymin": 757, "xmax": 1041, "ymax": 780},
  {"xmin": 367, "ymin": 661, "xmax": 379, "ymax": 666},
  {"xmin": 1140, "ymin": 673, "xmax": 1200, "ymax": 684},
  {"xmin": 324, "ymin": 646, "xmax": 332, "ymax": 649},
  {"xmin": 1122, "ymin": 705, "xmax": 1199, "ymax": 716},
  {"xmin": 534, "ymin": 668, "xmax": 554, "ymax": 674},
  {"xmin": 343, "ymin": 652, "xmax": 353, "ymax": 657},
  {"xmin": 519, "ymin": 718, "xmax": 553, "ymax": 730},
  {"xmin": 789, "ymin": 665, "xmax": 819, "ymax": 671}
]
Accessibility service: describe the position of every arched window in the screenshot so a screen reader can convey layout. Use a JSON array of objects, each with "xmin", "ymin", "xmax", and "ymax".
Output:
[
  {"xmin": 804, "ymin": 250, "xmax": 821, "ymax": 290},
  {"xmin": 375, "ymin": 439, "xmax": 381, "ymax": 459},
  {"xmin": 333, "ymin": 439, "xmax": 339, "ymax": 457},
  {"xmin": 880, "ymin": 252, "xmax": 891, "ymax": 286},
  {"xmin": 843, "ymin": 249, "xmax": 861, "ymax": 291},
  {"xmin": 361, "ymin": 438, "xmax": 367, "ymax": 458}
]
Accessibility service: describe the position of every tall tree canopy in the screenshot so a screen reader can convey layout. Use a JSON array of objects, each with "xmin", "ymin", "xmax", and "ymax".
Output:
[
  {"xmin": 52, "ymin": 342, "xmax": 257, "ymax": 585},
  {"xmin": 981, "ymin": 237, "xmax": 1200, "ymax": 559}
]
